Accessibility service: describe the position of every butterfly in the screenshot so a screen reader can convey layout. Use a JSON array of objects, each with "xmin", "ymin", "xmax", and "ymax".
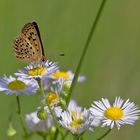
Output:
[{"xmin": 13, "ymin": 21, "xmax": 45, "ymax": 63}]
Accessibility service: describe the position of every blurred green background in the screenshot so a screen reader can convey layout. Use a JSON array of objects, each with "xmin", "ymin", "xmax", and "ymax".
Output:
[{"xmin": 0, "ymin": 0, "xmax": 140, "ymax": 139}]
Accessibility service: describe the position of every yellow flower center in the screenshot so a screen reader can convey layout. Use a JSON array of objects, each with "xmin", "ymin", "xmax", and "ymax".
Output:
[
  {"xmin": 47, "ymin": 92, "xmax": 59, "ymax": 104},
  {"xmin": 70, "ymin": 111, "xmax": 84, "ymax": 129},
  {"xmin": 52, "ymin": 71, "xmax": 70, "ymax": 80},
  {"xmin": 28, "ymin": 67, "xmax": 47, "ymax": 76},
  {"xmin": 104, "ymin": 107, "xmax": 123, "ymax": 120},
  {"xmin": 7, "ymin": 80, "xmax": 27, "ymax": 90}
]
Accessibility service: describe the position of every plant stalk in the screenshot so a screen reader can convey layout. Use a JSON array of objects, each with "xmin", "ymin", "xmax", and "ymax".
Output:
[
  {"xmin": 43, "ymin": 135, "xmax": 47, "ymax": 140},
  {"xmin": 40, "ymin": 81, "xmax": 64, "ymax": 139},
  {"xmin": 16, "ymin": 96, "xmax": 28, "ymax": 137},
  {"xmin": 96, "ymin": 129, "xmax": 111, "ymax": 140},
  {"xmin": 66, "ymin": 0, "xmax": 107, "ymax": 104}
]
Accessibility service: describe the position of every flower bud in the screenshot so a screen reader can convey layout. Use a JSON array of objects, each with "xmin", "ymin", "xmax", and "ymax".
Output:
[
  {"xmin": 37, "ymin": 109, "xmax": 48, "ymax": 120},
  {"xmin": 7, "ymin": 123, "xmax": 16, "ymax": 137},
  {"xmin": 51, "ymin": 126, "xmax": 56, "ymax": 133},
  {"xmin": 63, "ymin": 81, "xmax": 72, "ymax": 90}
]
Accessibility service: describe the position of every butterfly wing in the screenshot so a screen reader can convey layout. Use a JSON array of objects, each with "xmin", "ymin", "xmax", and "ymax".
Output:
[
  {"xmin": 13, "ymin": 21, "xmax": 45, "ymax": 63},
  {"xmin": 14, "ymin": 36, "xmax": 38, "ymax": 63}
]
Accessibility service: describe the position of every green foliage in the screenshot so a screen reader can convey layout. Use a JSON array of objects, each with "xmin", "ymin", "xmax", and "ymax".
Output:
[{"xmin": 0, "ymin": 0, "xmax": 140, "ymax": 140}]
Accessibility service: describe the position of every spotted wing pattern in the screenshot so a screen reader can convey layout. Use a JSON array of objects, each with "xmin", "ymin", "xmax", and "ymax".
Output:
[{"xmin": 13, "ymin": 21, "xmax": 45, "ymax": 63}]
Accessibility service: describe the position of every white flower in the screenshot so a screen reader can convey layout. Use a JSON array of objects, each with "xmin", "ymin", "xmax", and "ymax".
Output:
[
  {"xmin": 41, "ymin": 75, "xmax": 64, "ymax": 91},
  {"xmin": 25, "ymin": 111, "xmax": 54, "ymax": 133},
  {"xmin": 37, "ymin": 106, "xmax": 62, "ymax": 119},
  {"xmin": 46, "ymin": 92, "xmax": 60, "ymax": 106},
  {"xmin": 26, "ymin": 106, "xmax": 62, "ymax": 133},
  {"xmin": 53, "ymin": 106, "xmax": 63, "ymax": 118},
  {"xmin": 42, "ymin": 106, "xmax": 62, "ymax": 118},
  {"xmin": 59, "ymin": 100, "xmax": 91, "ymax": 134},
  {"xmin": 50, "ymin": 70, "xmax": 85, "ymax": 83},
  {"xmin": 41, "ymin": 70, "xmax": 85, "ymax": 96},
  {"xmin": 42, "ymin": 70, "xmax": 85, "ymax": 94},
  {"xmin": 90, "ymin": 97, "xmax": 140, "ymax": 129},
  {"xmin": 0, "ymin": 75, "xmax": 39, "ymax": 95},
  {"xmin": 15, "ymin": 60, "xmax": 58, "ymax": 79}
]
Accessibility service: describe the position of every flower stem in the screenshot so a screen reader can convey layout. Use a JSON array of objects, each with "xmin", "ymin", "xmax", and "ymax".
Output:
[
  {"xmin": 53, "ymin": 128, "xmax": 59, "ymax": 140},
  {"xmin": 40, "ymin": 81, "xmax": 64, "ymax": 139},
  {"xmin": 16, "ymin": 96, "xmax": 28, "ymax": 137},
  {"xmin": 58, "ymin": 130, "xmax": 69, "ymax": 140},
  {"xmin": 73, "ymin": 135, "xmax": 80, "ymax": 140},
  {"xmin": 46, "ymin": 101, "xmax": 64, "ymax": 139},
  {"xmin": 66, "ymin": 0, "xmax": 107, "ymax": 104},
  {"xmin": 96, "ymin": 129, "xmax": 111, "ymax": 140},
  {"xmin": 43, "ymin": 135, "xmax": 47, "ymax": 140},
  {"xmin": 63, "ymin": 130, "xmax": 69, "ymax": 139}
]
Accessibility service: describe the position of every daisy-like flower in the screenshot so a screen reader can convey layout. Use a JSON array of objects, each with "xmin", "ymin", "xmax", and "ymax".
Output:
[
  {"xmin": 42, "ymin": 70, "xmax": 85, "ymax": 93},
  {"xmin": 15, "ymin": 60, "xmax": 58, "ymax": 79},
  {"xmin": 26, "ymin": 105, "xmax": 62, "ymax": 134},
  {"xmin": 25, "ymin": 110, "xmax": 54, "ymax": 133},
  {"xmin": 0, "ymin": 75, "xmax": 39, "ymax": 95},
  {"xmin": 50, "ymin": 70, "xmax": 85, "ymax": 83},
  {"xmin": 59, "ymin": 100, "xmax": 91, "ymax": 134},
  {"xmin": 46, "ymin": 92, "xmax": 60, "ymax": 106},
  {"xmin": 90, "ymin": 97, "xmax": 140, "ymax": 129},
  {"xmin": 44, "ymin": 106, "xmax": 62, "ymax": 118},
  {"xmin": 41, "ymin": 79, "xmax": 62, "ymax": 106}
]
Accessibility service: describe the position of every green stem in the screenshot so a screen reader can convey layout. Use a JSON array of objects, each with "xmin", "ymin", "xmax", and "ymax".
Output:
[
  {"xmin": 46, "ymin": 101, "xmax": 64, "ymax": 139},
  {"xmin": 63, "ymin": 130, "xmax": 69, "ymax": 139},
  {"xmin": 16, "ymin": 96, "xmax": 28, "ymax": 137},
  {"xmin": 73, "ymin": 135, "xmax": 80, "ymax": 140},
  {"xmin": 58, "ymin": 130, "xmax": 69, "ymax": 140},
  {"xmin": 39, "ymin": 81, "xmax": 64, "ymax": 139},
  {"xmin": 43, "ymin": 135, "xmax": 47, "ymax": 140},
  {"xmin": 53, "ymin": 128, "xmax": 59, "ymax": 140},
  {"xmin": 96, "ymin": 129, "xmax": 111, "ymax": 140},
  {"xmin": 39, "ymin": 79, "xmax": 46, "ymax": 101},
  {"xmin": 66, "ymin": 0, "xmax": 107, "ymax": 104}
]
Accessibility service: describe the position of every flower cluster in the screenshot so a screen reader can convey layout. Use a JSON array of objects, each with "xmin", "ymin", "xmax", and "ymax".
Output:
[{"xmin": 0, "ymin": 60, "xmax": 140, "ymax": 139}]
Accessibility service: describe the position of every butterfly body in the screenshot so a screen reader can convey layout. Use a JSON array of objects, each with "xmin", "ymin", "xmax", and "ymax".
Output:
[{"xmin": 13, "ymin": 21, "xmax": 45, "ymax": 63}]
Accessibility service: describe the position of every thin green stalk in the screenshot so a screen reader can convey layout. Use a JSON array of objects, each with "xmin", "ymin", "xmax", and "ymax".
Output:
[
  {"xmin": 73, "ymin": 135, "xmax": 80, "ymax": 140},
  {"xmin": 53, "ymin": 128, "xmax": 59, "ymax": 140},
  {"xmin": 39, "ymin": 81, "xmax": 64, "ymax": 139},
  {"xmin": 16, "ymin": 96, "xmax": 28, "ymax": 137},
  {"xmin": 58, "ymin": 130, "xmax": 69, "ymax": 140},
  {"xmin": 66, "ymin": 0, "xmax": 107, "ymax": 104},
  {"xmin": 43, "ymin": 135, "xmax": 47, "ymax": 140},
  {"xmin": 96, "ymin": 129, "xmax": 111, "ymax": 140},
  {"xmin": 39, "ymin": 79, "xmax": 46, "ymax": 100},
  {"xmin": 63, "ymin": 130, "xmax": 69, "ymax": 139},
  {"xmin": 46, "ymin": 101, "xmax": 64, "ymax": 139}
]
